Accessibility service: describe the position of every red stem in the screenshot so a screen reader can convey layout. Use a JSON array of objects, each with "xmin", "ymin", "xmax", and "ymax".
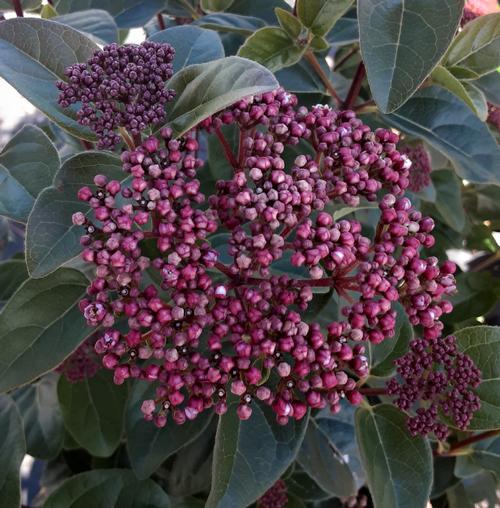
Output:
[
  {"xmin": 215, "ymin": 128, "xmax": 239, "ymax": 170},
  {"xmin": 343, "ymin": 63, "xmax": 366, "ymax": 110},
  {"xmin": 359, "ymin": 387, "xmax": 387, "ymax": 396},
  {"xmin": 81, "ymin": 140, "xmax": 94, "ymax": 150},
  {"xmin": 435, "ymin": 429, "xmax": 500, "ymax": 457},
  {"xmin": 11, "ymin": 0, "xmax": 23, "ymax": 16},
  {"xmin": 157, "ymin": 13, "xmax": 166, "ymax": 30},
  {"xmin": 334, "ymin": 47, "xmax": 359, "ymax": 71},
  {"xmin": 304, "ymin": 51, "xmax": 342, "ymax": 107}
]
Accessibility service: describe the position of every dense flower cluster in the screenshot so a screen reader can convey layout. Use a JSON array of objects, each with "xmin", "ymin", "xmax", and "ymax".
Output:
[
  {"xmin": 257, "ymin": 480, "xmax": 288, "ymax": 508},
  {"xmin": 57, "ymin": 41, "xmax": 175, "ymax": 149},
  {"xmin": 65, "ymin": 67, "xmax": 480, "ymax": 436},
  {"xmin": 400, "ymin": 144, "xmax": 432, "ymax": 193},
  {"xmin": 387, "ymin": 335, "xmax": 481, "ymax": 439},
  {"xmin": 55, "ymin": 336, "xmax": 100, "ymax": 383}
]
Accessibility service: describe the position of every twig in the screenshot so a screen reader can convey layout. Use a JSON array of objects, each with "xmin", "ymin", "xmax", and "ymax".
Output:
[
  {"xmin": 435, "ymin": 429, "xmax": 500, "ymax": 457},
  {"xmin": 11, "ymin": 0, "xmax": 23, "ymax": 17},
  {"xmin": 334, "ymin": 46, "xmax": 359, "ymax": 71},
  {"xmin": 343, "ymin": 62, "xmax": 366, "ymax": 110},
  {"xmin": 215, "ymin": 127, "xmax": 239, "ymax": 170},
  {"xmin": 156, "ymin": 13, "xmax": 166, "ymax": 30},
  {"xmin": 359, "ymin": 387, "xmax": 387, "ymax": 396},
  {"xmin": 304, "ymin": 50, "xmax": 342, "ymax": 106},
  {"xmin": 81, "ymin": 140, "xmax": 94, "ymax": 150}
]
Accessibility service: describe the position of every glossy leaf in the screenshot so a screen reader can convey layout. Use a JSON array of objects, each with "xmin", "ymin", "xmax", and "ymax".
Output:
[
  {"xmin": 0, "ymin": 268, "xmax": 90, "ymax": 393},
  {"xmin": 0, "ymin": 124, "xmax": 59, "ymax": 223},
  {"xmin": 445, "ymin": 13, "xmax": 500, "ymax": 79},
  {"xmin": 0, "ymin": 18, "xmax": 98, "ymax": 139},
  {"xmin": 432, "ymin": 169, "xmax": 466, "ymax": 232},
  {"xmin": 201, "ymin": 0, "xmax": 234, "ymax": 12},
  {"xmin": 44, "ymin": 469, "xmax": 171, "ymax": 507},
  {"xmin": 54, "ymin": 9, "xmax": 119, "ymax": 44},
  {"xmin": 358, "ymin": 0, "xmax": 464, "ymax": 113},
  {"xmin": 193, "ymin": 13, "xmax": 266, "ymax": 36},
  {"xmin": 275, "ymin": 7, "xmax": 304, "ymax": 39},
  {"xmin": 165, "ymin": 56, "xmax": 279, "ymax": 137},
  {"xmin": 58, "ymin": 370, "xmax": 127, "ymax": 457},
  {"xmin": 26, "ymin": 151, "xmax": 123, "ymax": 278},
  {"xmin": 238, "ymin": 27, "xmax": 306, "ymax": 72},
  {"xmin": 150, "ymin": 26, "xmax": 224, "ymax": 73},
  {"xmin": 383, "ymin": 86, "xmax": 500, "ymax": 185},
  {"xmin": 356, "ymin": 404, "xmax": 433, "ymax": 508},
  {"xmin": 126, "ymin": 382, "xmax": 213, "ymax": 479},
  {"xmin": 455, "ymin": 326, "xmax": 500, "ymax": 430},
  {"xmin": 297, "ymin": 0, "xmax": 354, "ymax": 37},
  {"xmin": 54, "ymin": 0, "xmax": 165, "ymax": 28},
  {"xmin": 0, "ymin": 395, "xmax": 25, "ymax": 508},
  {"xmin": 297, "ymin": 418, "xmax": 356, "ymax": 496},
  {"xmin": 12, "ymin": 373, "xmax": 64, "ymax": 459},
  {"xmin": 0, "ymin": 259, "xmax": 29, "ymax": 303},
  {"xmin": 206, "ymin": 401, "xmax": 308, "ymax": 508}
]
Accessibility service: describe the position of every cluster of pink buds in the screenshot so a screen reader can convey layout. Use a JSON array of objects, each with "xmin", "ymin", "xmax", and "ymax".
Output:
[
  {"xmin": 67, "ymin": 80, "xmax": 480, "ymax": 437},
  {"xmin": 56, "ymin": 336, "xmax": 100, "ymax": 383},
  {"xmin": 399, "ymin": 144, "xmax": 432, "ymax": 193},
  {"xmin": 257, "ymin": 480, "xmax": 288, "ymax": 508},
  {"xmin": 488, "ymin": 103, "xmax": 500, "ymax": 131}
]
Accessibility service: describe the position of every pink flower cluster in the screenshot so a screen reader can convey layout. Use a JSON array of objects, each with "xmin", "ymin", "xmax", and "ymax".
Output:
[
  {"xmin": 399, "ymin": 144, "xmax": 432, "ymax": 193},
  {"xmin": 257, "ymin": 480, "xmax": 288, "ymax": 508},
  {"xmin": 69, "ymin": 86, "xmax": 479, "ymax": 437},
  {"xmin": 55, "ymin": 336, "xmax": 100, "ymax": 383}
]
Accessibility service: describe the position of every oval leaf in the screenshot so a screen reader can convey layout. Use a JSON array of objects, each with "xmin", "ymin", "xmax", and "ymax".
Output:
[
  {"xmin": 0, "ymin": 268, "xmax": 90, "ymax": 393},
  {"xmin": 126, "ymin": 382, "xmax": 213, "ymax": 479},
  {"xmin": 149, "ymin": 26, "xmax": 224, "ymax": 73},
  {"xmin": 0, "ymin": 18, "xmax": 98, "ymax": 139},
  {"xmin": 54, "ymin": 9, "xmax": 119, "ymax": 44},
  {"xmin": 358, "ymin": 0, "xmax": 464, "ymax": 113},
  {"xmin": 201, "ymin": 0, "xmax": 234, "ymax": 12},
  {"xmin": 26, "ymin": 151, "xmax": 123, "ymax": 278},
  {"xmin": 58, "ymin": 370, "xmax": 127, "ymax": 457},
  {"xmin": 432, "ymin": 169, "xmax": 466, "ymax": 232},
  {"xmin": 193, "ymin": 13, "xmax": 266, "ymax": 36},
  {"xmin": 356, "ymin": 404, "xmax": 433, "ymax": 508},
  {"xmin": 0, "ymin": 395, "xmax": 25, "ymax": 508},
  {"xmin": 383, "ymin": 86, "xmax": 500, "ymax": 185},
  {"xmin": 206, "ymin": 401, "xmax": 309, "ymax": 508},
  {"xmin": 297, "ymin": 0, "xmax": 354, "ymax": 37},
  {"xmin": 165, "ymin": 56, "xmax": 279, "ymax": 137},
  {"xmin": 455, "ymin": 326, "xmax": 500, "ymax": 430}
]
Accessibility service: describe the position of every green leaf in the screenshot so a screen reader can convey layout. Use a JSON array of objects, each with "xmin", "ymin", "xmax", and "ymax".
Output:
[
  {"xmin": 432, "ymin": 169, "xmax": 466, "ymax": 232},
  {"xmin": 44, "ymin": 469, "xmax": 171, "ymax": 508},
  {"xmin": 165, "ymin": 56, "xmax": 279, "ymax": 137},
  {"xmin": 227, "ymin": 0, "xmax": 289, "ymax": 24},
  {"xmin": 370, "ymin": 302, "xmax": 413, "ymax": 377},
  {"xmin": 0, "ymin": 18, "xmax": 98, "ymax": 140},
  {"xmin": 462, "ymin": 82, "xmax": 489, "ymax": 121},
  {"xmin": 358, "ymin": 0, "xmax": 464, "ymax": 113},
  {"xmin": 238, "ymin": 27, "xmax": 306, "ymax": 72},
  {"xmin": 275, "ymin": 7, "xmax": 304, "ymax": 39},
  {"xmin": 26, "ymin": 151, "xmax": 123, "ymax": 278},
  {"xmin": 383, "ymin": 86, "xmax": 500, "ymax": 185},
  {"xmin": 150, "ymin": 26, "xmax": 224, "ymax": 73},
  {"xmin": 201, "ymin": 0, "xmax": 234, "ymax": 12},
  {"xmin": 193, "ymin": 13, "xmax": 266, "ymax": 36},
  {"xmin": 326, "ymin": 13, "xmax": 359, "ymax": 46},
  {"xmin": 206, "ymin": 401, "xmax": 308, "ymax": 508},
  {"xmin": 297, "ymin": 0, "xmax": 354, "ymax": 37},
  {"xmin": 475, "ymin": 70, "xmax": 500, "ymax": 106},
  {"xmin": 12, "ymin": 373, "xmax": 64, "ymax": 460},
  {"xmin": 126, "ymin": 382, "xmax": 213, "ymax": 479},
  {"xmin": 0, "ymin": 125, "xmax": 59, "ymax": 223},
  {"xmin": 285, "ymin": 470, "xmax": 331, "ymax": 501},
  {"xmin": 0, "ymin": 268, "xmax": 90, "ymax": 393},
  {"xmin": 460, "ymin": 436, "xmax": 500, "ymax": 474},
  {"xmin": 0, "ymin": 395, "xmax": 25, "ymax": 508},
  {"xmin": 297, "ymin": 418, "xmax": 356, "ymax": 497},
  {"xmin": 310, "ymin": 35, "xmax": 330, "ymax": 52},
  {"xmin": 58, "ymin": 370, "xmax": 127, "ymax": 457},
  {"xmin": 0, "ymin": 259, "xmax": 29, "ymax": 303},
  {"xmin": 444, "ymin": 13, "xmax": 500, "ymax": 79},
  {"xmin": 54, "ymin": 0, "xmax": 165, "ymax": 28},
  {"xmin": 455, "ymin": 326, "xmax": 500, "ymax": 430},
  {"xmin": 41, "ymin": 3, "xmax": 59, "ymax": 18},
  {"xmin": 356, "ymin": 404, "xmax": 433, "ymax": 508},
  {"xmin": 431, "ymin": 65, "xmax": 488, "ymax": 118},
  {"xmin": 54, "ymin": 9, "xmax": 119, "ymax": 44}
]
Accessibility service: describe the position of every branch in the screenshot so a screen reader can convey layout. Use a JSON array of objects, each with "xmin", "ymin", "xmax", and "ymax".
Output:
[
  {"xmin": 156, "ymin": 13, "xmax": 166, "ymax": 30},
  {"xmin": 359, "ymin": 387, "xmax": 387, "ymax": 396},
  {"xmin": 11, "ymin": 0, "xmax": 23, "ymax": 16},
  {"xmin": 435, "ymin": 429, "xmax": 500, "ymax": 457},
  {"xmin": 304, "ymin": 51, "xmax": 342, "ymax": 107},
  {"xmin": 215, "ymin": 127, "xmax": 239, "ymax": 170},
  {"xmin": 343, "ymin": 62, "xmax": 366, "ymax": 110},
  {"xmin": 334, "ymin": 46, "xmax": 359, "ymax": 71}
]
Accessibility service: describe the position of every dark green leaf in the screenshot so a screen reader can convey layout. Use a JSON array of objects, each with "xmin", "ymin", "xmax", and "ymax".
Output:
[
  {"xmin": 206, "ymin": 401, "xmax": 308, "ymax": 508},
  {"xmin": 238, "ymin": 27, "xmax": 305, "ymax": 72},
  {"xmin": 431, "ymin": 457, "xmax": 459, "ymax": 498},
  {"xmin": 297, "ymin": 418, "xmax": 356, "ymax": 496},
  {"xmin": 285, "ymin": 470, "xmax": 331, "ymax": 501},
  {"xmin": 359, "ymin": 0, "xmax": 463, "ymax": 113},
  {"xmin": 58, "ymin": 370, "xmax": 127, "ymax": 457},
  {"xmin": 297, "ymin": 0, "xmax": 354, "ymax": 37},
  {"xmin": 12, "ymin": 373, "xmax": 64, "ymax": 459},
  {"xmin": 0, "ymin": 268, "xmax": 89, "ymax": 393},
  {"xmin": 383, "ymin": 86, "xmax": 500, "ymax": 185},
  {"xmin": 356, "ymin": 404, "xmax": 433, "ymax": 508},
  {"xmin": 461, "ymin": 436, "xmax": 500, "ymax": 474},
  {"xmin": 0, "ymin": 18, "xmax": 98, "ymax": 139},
  {"xmin": 193, "ymin": 13, "xmax": 266, "ymax": 36},
  {"xmin": 432, "ymin": 170, "xmax": 466, "ymax": 232},
  {"xmin": 150, "ymin": 26, "xmax": 224, "ymax": 73},
  {"xmin": 0, "ymin": 395, "xmax": 25, "ymax": 508},
  {"xmin": 26, "ymin": 151, "xmax": 123, "ymax": 278},
  {"xmin": 163, "ymin": 0, "xmax": 197, "ymax": 17},
  {"xmin": 0, "ymin": 259, "xmax": 29, "ymax": 304},
  {"xmin": 326, "ymin": 14, "xmax": 359, "ymax": 46},
  {"xmin": 444, "ymin": 13, "xmax": 500, "ymax": 79},
  {"xmin": 475, "ymin": 70, "xmax": 500, "ymax": 106},
  {"xmin": 165, "ymin": 56, "xmax": 279, "ymax": 137},
  {"xmin": 0, "ymin": 125, "xmax": 59, "ymax": 223},
  {"xmin": 54, "ymin": 0, "xmax": 165, "ymax": 28},
  {"xmin": 201, "ymin": 0, "xmax": 234, "ymax": 12},
  {"xmin": 126, "ymin": 382, "xmax": 213, "ymax": 479},
  {"xmin": 455, "ymin": 326, "xmax": 500, "ymax": 430},
  {"xmin": 227, "ymin": 0, "xmax": 289, "ymax": 24},
  {"xmin": 275, "ymin": 7, "xmax": 304, "ymax": 39},
  {"xmin": 44, "ymin": 469, "xmax": 171, "ymax": 508},
  {"xmin": 54, "ymin": 9, "xmax": 119, "ymax": 44},
  {"xmin": 370, "ymin": 302, "xmax": 413, "ymax": 377}
]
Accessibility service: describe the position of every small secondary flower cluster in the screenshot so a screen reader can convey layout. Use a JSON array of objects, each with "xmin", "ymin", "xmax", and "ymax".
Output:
[
  {"xmin": 399, "ymin": 144, "xmax": 432, "ymax": 193},
  {"xmin": 257, "ymin": 480, "xmax": 288, "ymax": 508},
  {"xmin": 55, "ymin": 336, "xmax": 101, "ymax": 383},
  {"xmin": 65, "ymin": 61, "xmax": 480, "ymax": 436}
]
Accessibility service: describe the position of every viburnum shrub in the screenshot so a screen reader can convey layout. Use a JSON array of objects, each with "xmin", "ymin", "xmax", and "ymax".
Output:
[{"xmin": 0, "ymin": 1, "xmax": 499, "ymax": 507}]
